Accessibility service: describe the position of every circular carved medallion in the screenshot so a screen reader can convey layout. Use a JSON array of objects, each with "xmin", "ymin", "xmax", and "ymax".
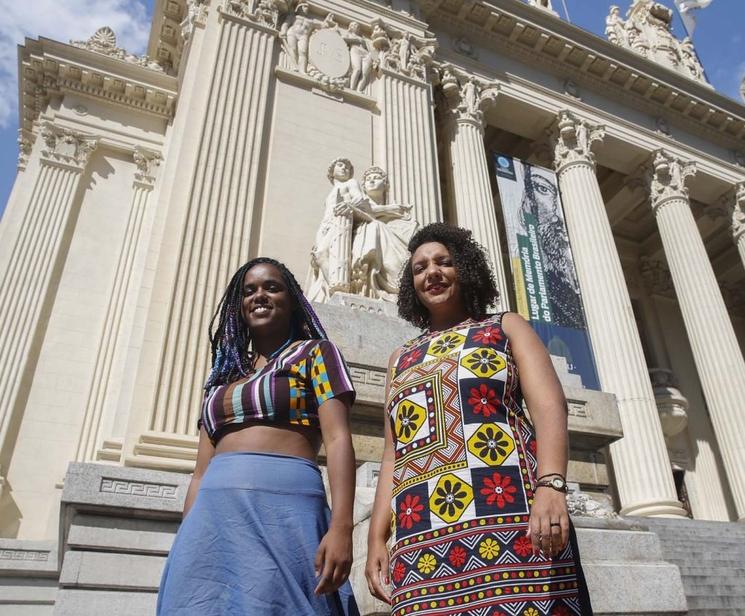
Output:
[{"xmin": 308, "ymin": 29, "xmax": 350, "ymax": 78}]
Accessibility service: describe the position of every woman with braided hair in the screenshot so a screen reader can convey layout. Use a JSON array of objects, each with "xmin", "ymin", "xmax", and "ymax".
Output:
[{"xmin": 158, "ymin": 257, "xmax": 359, "ymax": 615}]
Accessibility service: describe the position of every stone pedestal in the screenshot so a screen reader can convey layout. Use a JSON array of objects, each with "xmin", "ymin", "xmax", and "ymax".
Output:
[
  {"xmin": 552, "ymin": 111, "xmax": 685, "ymax": 518},
  {"xmin": 648, "ymin": 151, "xmax": 745, "ymax": 520}
]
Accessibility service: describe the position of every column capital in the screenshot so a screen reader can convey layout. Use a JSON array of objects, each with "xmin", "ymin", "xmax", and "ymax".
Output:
[
  {"xmin": 17, "ymin": 130, "xmax": 33, "ymax": 171},
  {"xmin": 646, "ymin": 149, "xmax": 696, "ymax": 212},
  {"xmin": 222, "ymin": 0, "xmax": 285, "ymax": 31},
  {"xmin": 551, "ymin": 110, "xmax": 605, "ymax": 173},
  {"xmin": 40, "ymin": 122, "xmax": 98, "ymax": 170},
  {"xmin": 182, "ymin": 0, "xmax": 210, "ymax": 41},
  {"xmin": 441, "ymin": 68, "xmax": 498, "ymax": 130},
  {"xmin": 133, "ymin": 146, "xmax": 163, "ymax": 187},
  {"xmin": 723, "ymin": 181, "xmax": 745, "ymax": 243}
]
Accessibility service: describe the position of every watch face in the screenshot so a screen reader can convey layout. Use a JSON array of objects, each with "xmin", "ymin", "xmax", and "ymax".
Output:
[{"xmin": 551, "ymin": 477, "xmax": 565, "ymax": 489}]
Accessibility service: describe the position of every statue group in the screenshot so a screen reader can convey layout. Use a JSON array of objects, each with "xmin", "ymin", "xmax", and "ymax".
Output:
[
  {"xmin": 605, "ymin": 1, "xmax": 707, "ymax": 84},
  {"xmin": 279, "ymin": 1, "xmax": 436, "ymax": 92},
  {"xmin": 306, "ymin": 160, "xmax": 419, "ymax": 303}
]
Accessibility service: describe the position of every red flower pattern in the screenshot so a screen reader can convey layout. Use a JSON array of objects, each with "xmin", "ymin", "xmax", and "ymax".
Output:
[
  {"xmin": 448, "ymin": 545, "xmax": 467, "ymax": 568},
  {"xmin": 398, "ymin": 493, "xmax": 424, "ymax": 529},
  {"xmin": 480, "ymin": 472, "xmax": 518, "ymax": 508},
  {"xmin": 399, "ymin": 349, "xmax": 423, "ymax": 370},
  {"xmin": 513, "ymin": 535, "xmax": 533, "ymax": 557},
  {"xmin": 392, "ymin": 560, "xmax": 406, "ymax": 583},
  {"xmin": 472, "ymin": 326, "xmax": 503, "ymax": 345},
  {"xmin": 468, "ymin": 383, "xmax": 499, "ymax": 417},
  {"xmin": 529, "ymin": 439, "xmax": 537, "ymax": 455}
]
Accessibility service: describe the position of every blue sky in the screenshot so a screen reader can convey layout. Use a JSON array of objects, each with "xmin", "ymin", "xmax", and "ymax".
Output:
[{"xmin": 0, "ymin": 0, "xmax": 743, "ymax": 218}]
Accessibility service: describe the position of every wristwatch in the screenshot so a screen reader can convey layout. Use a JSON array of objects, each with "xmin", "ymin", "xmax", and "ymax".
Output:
[{"xmin": 535, "ymin": 476, "xmax": 568, "ymax": 493}]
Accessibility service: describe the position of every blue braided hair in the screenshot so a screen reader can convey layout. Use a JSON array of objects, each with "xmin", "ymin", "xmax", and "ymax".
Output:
[{"xmin": 205, "ymin": 257, "xmax": 328, "ymax": 389}]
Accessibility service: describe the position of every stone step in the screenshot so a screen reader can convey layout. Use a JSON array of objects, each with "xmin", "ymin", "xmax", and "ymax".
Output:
[
  {"xmin": 677, "ymin": 565, "xmax": 745, "ymax": 577},
  {"xmin": 686, "ymin": 581, "xmax": 745, "ymax": 595},
  {"xmin": 53, "ymin": 589, "xmax": 156, "ymax": 616},
  {"xmin": 687, "ymin": 593, "xmax": 745, "ymax": 609},
  {"xmin": 59, "ymin": 551, "xmax": 164, "ymax": 591}
]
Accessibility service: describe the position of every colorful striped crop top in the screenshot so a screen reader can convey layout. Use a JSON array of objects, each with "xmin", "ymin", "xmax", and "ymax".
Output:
[{"xmin": 199, "ymin": 339, "xmax": 356, "ymax": 443}]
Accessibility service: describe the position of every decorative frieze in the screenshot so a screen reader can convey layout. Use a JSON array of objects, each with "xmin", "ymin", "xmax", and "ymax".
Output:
[
  {"xmin": 376, "ymin": 27, "xmax": 437, "ymax": 83},
  {"xmin": 552, "ymin": 110, "xmax": 605, "ymax": 172},
  {"xmin": 100, "ymin": 478, "xmax": 178, "ymax": 499},
  {"xmin": 71, "ymin": 27, "xmax": 164, "ymax": 72},
  {"xmin": 0, "ymin": 549, "xmax": 50, "ymax": 562}
]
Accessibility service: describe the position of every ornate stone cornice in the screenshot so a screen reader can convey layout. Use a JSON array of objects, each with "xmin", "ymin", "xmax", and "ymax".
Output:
[
  {"xmin": 639, "ymin": 256, "xmax": 674, "ymax": 297},
  {"xmin": 70, "ymin": 27, "xmax": 164, "ymax": 72},
  {"xmin": 647, "ymin": 149, "xmax": 696, "ymax": 212},
  {"xmin": 440, "ymin": 68, "xmax": 498, "ymax": 129},
  {"xmin": 414, "ymin": 0, "xmax": 745, "ymax": 150},
  {"xmin": 551, "ymin": 110, "xmax": 605, "ymax": 173},
  {"xmin": 18, "ymin": 37, "xmax": 178, "ymax": 135},
  {"xmin": 133, "ymin": 147, "xmax": 163, "ymax": 186},
  {"xmin": 376, "ymin": 26, "xmax": 437, "ymax": 83},
  {"xmin": 40, "ymin": 123, "xmax": 98, "ymax": 169}
]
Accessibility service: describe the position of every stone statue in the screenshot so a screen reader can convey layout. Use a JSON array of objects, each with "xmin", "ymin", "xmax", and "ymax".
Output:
[
  {"xmin": 350, "ymin": 167, "xmax": 418, "ymax": 299},
  {"xmin": 679, "ymin": 37, "xmax": 705, "ymax": 81},
  {"xmin": 307, "ymin": 160, "xmax": 418, "ymax": 302},
  {"xmin": 399, "ymin": 33, "xmax": 413, "ymax": 73},
  {"xmin": 462, "ymin": 77, "xmax": 481, "ymax": 116},
  {"xmin": 343, "ymin": 22, "xmax": 374, "ymax": 92},
  {"xmin": 280, "ymin": 2, "xmax": 316, "ymax": 73},
  {"xmin": 528, "ymin": 0, "xmax": 555, "ymax": 10},
  {"xmin": 605, "ymin": 6, "xmax": 627, "ymax": 46}
]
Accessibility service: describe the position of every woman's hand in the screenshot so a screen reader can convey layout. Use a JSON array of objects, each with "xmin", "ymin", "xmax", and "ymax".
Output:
[
  {"xmin": 364, "ymin": 537, "xmax": 391, "ymax": 604},
  {"xmin": 314, "ymin": 525, "xmax": 353, "ymax": 595},
  {"xmin": 526, "ymin": 487, "xmax": 570, "ymax": 557}
]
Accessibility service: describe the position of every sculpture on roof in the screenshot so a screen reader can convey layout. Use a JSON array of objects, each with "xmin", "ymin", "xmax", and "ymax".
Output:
[{"xmin": 604, "ymin": 1, "xmax": 710, "ymax": 86}]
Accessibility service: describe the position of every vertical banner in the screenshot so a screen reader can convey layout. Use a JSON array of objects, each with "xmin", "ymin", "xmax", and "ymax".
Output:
[{"xmin": 493, "ymin": 153, "xmax": 600, "ymax": 390}]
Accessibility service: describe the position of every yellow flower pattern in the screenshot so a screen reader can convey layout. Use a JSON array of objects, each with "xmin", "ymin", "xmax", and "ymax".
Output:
[
  {"xmin": 417, "ymin": 553, "xmax": 437, "ymax": 574},
  {"xmin": 478, "ymin": 537, "xmax": 500, "ymax": 560}
]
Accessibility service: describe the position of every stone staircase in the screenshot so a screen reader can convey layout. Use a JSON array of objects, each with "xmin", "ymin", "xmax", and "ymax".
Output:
[{"xmin": 642, "ymin": 517, "xmax": 745, "ymax": 615}]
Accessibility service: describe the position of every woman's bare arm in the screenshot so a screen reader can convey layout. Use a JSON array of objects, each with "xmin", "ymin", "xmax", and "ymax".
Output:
[{"xmin": 502, "ymin": 312, "xmax": 570, "ymax": 557}]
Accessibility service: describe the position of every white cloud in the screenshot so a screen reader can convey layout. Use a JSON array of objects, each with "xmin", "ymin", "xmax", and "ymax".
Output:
[{"xmin": 0, "ymin": 0, "xmax": 151, "ymax": 128}]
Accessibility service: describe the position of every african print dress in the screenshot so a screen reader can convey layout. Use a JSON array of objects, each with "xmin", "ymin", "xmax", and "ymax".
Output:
[{"xmin": 387, "ymin": 314, "xmax": 592, "ymax": 616}]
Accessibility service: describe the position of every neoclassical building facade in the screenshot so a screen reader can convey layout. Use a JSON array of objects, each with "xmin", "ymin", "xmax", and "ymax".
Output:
[{"xmin": 0, "ymin": 0, "xmax": 744, "ymax": 613}]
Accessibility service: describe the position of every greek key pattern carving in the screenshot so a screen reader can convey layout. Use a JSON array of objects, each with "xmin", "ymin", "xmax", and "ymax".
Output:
[
  {"xmin": 100, "ymin": 478, "xmax": 178, "ymax": 499},
  {"xmin": 0, "ymin": 549, "xmax": 50, "ymax": 561},
  {"xmin": 349, "ymin": 365, "xmax": 386, "ymax": 389}
]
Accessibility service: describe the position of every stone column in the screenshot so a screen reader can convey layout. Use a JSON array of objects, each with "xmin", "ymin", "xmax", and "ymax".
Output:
[
  {"xmin": 551, "ymin": 111, "xmax": 685, "ymax": 517},
  {"xmin": 75, "ymin": 148, "xmax": 162, "ymax": 463},
  {"xmin": 442, "ymin": 72, "xmax": 509, "ymax": 310},
  {"xmin": 0, "ymin": 123, "xmax": 97, "ymax": 475},
  {"xmin": 378, "ymin": 66, "xmax": 442, "ymax": 225},
  {"xmin": 728, "ymin": 182, "xmax": 745, "ymax": 271},
  {"xmin": 130, "ymin": 2, "xmax": 280, "ymax": 464},
  {"xmin": 647, "ymin": 150, "xmax": 745, "ymax": 520}
]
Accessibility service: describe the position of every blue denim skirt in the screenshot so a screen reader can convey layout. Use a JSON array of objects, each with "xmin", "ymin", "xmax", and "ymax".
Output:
[{"xmin": 157, "ymin": 451, "xmax": 359, "ymax": 615}]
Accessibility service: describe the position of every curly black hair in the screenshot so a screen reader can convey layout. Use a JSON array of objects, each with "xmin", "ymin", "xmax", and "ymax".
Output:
[{"xmin": 397, "ymin": 223, "xmax": 499, "ymax": 329}]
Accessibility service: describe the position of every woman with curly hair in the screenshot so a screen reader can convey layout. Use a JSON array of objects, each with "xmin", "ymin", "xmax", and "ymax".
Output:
[
  {"xmin": 158, "ymin": 257, "xmax": 359, "ymax": 615},
  {"xmin": 365, "ymin": 223, "xmax": 593, "ymax": 615}
]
